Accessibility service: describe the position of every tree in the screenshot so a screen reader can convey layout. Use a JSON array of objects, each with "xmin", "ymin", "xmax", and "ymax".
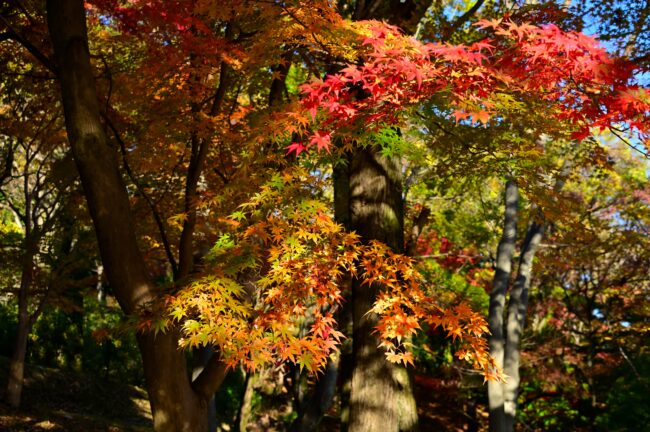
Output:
[
  {"xmin": 573, "ymin": 0, "xmax": 650, "ymax": 64},
  {"xmin": 509, "ymin": 142, "xmax": 650, "ymax": 430},
  {"xmin": 46, "ymin": 1, "xmax": 229, "ymax": 430},
  {"xmin": 487, "ymin": 179, "xmax": 519, "ymax": 432},
  {"xmin": 0, "ymin": 53, "xmax": 74, "ymax": 406},
  {"xmin": 289, "ymin": 11, "xmax": 648, "ymax": 432},
  {"xmin": 42, "ymin": 1, "xmax": 383, "ymax": 430},
  {"xmin": 3, "ymin": 1, "xmax": 648, "ymax": 430},
  {"xmin": 487, "ymin": 166, "xmax": 568, "ymax": 432}
]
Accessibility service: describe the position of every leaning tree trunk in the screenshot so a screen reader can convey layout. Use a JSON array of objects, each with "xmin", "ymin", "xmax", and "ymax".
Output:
[
  {"xmin": 46, "ymin": 1, "xmax": 226, "ymax": 430},
  {"xmin": 487, "ymin": 180, "xmax": 519, "ymax": 432},
  {"xmin": 503, "ymin": 221, "xmax": 544, "ymax": 431},
  {"xmin": 4, "ymin": 246, "xmax": 35, "ymax": 408},
  {"xmin": 346, "ymin": 147, "xmax": 418, "ymax": 432}
]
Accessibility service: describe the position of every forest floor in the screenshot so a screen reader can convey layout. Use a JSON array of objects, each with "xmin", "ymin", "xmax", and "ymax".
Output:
[
  {"xmin": 0, "ymin": 357, "xmax": 486, "ymax": 431},
  {"xmin": 0, "ymin": 357, "xmax": 152, "ymax": 431}
]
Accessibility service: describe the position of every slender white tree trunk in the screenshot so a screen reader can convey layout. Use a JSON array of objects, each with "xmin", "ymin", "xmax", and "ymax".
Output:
[
  {"xmin": 503, "ymin": 222, "xmax": 544, "ymax": 431},
  {"xmin": 488, "ymin": 180, "xmax": 518, "ymax": 432}
]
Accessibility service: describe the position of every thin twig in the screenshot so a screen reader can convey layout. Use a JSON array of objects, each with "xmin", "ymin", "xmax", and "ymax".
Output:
[
  {"xmin": 609, "ymin": 126, "xmax": 649, "ymax": 159},
  {"xmin": 104, "ymin": 114, "xmax": 179, "ymax": 275}
]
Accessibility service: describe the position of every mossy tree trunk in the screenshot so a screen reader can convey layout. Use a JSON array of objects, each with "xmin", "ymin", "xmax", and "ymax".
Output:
[{"xmin": 344, "ymin": 147, "xmax": 419, "ymax": 432}]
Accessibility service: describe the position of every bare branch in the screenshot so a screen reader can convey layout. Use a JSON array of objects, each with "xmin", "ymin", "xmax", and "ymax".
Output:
[
  {"xmin": 609, "ymin": 126, "xmax": 649, "ymax": 159},
  {"xmin": 442, "ymin": 0, "xmax": 486, "ymax": 42}
]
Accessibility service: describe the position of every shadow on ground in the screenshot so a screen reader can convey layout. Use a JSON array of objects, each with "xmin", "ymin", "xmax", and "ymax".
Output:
[{"xmin": 0, "ymin": 356, "xmax": 152, "ymax": 431}]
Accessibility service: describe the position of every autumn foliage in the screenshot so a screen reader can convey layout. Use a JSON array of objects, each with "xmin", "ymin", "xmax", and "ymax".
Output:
[
  {"xmin": 139, "ymin": 9, "xmax": 650, "ymax": 383},
  {"xmin": 2, "ymin": 1, "xmax": 649, "ymax": 429},
  {"xmin": 288, "ymin": 19, "xmax": 649, "ymax": 154},
  {"xmin": 167, "ymin": 169, "xmax": 497, "ymax": 377}
]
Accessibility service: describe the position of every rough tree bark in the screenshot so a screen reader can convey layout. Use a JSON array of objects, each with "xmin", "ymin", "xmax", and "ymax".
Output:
[
  {"xmin": 333, "ymin": 4, "xmax": 425, "ymax": 429},
  {"xmin": 46, "ymin": 1, "xmax": 226, "ymax": 430},
  {"xmin": 346, "ymin": 147, "xmax": 418, "ymax": 432},
  {"xmin": 488, "ymin": 180, "xmax": 519, "ymax": 432}
]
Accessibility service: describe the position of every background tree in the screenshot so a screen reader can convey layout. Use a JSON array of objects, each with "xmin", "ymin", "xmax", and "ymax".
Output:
[
  {"xmin": 520, "ymin": 144, "xmax": 650, "ymax": 430},
  {"xmin": 0, "ymin": 53, "xmax": 75, "ymax": 406}
]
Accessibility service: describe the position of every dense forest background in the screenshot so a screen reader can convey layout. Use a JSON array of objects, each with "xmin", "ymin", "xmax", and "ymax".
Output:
[{"xmin": 0, "ymin": 0, "xmax": 648, "ymax": 431}]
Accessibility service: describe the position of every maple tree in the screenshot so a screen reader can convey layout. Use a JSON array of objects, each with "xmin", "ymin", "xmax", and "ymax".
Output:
[
  {"xmin": 279, "ymin": 13, "xmax": 648, "ymax": 431},
  {"xmin": 167, "ymin": 169, "xmax": 493, "ymax": 373},
  {"xmin": 289, "ymin": 19, "xmax": 648, "ymax": 153},
  {"xmin": 1, "ymin": 1, "xmax": 649, "ymax": 431}
]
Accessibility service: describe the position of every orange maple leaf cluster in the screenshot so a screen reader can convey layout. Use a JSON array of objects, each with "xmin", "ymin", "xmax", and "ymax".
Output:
[{"xmin": 167, "ymin": 169, "xmax": 501, "ymax": 379}]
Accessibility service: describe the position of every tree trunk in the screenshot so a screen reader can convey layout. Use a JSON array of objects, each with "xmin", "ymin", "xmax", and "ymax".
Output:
[
  {"xmin": 333, "ymin": 158, "xmax": 354, "ymax": 431},
  {"xmin": 237, "ymin": 371, "xmax": 257, "ymax": 432},
  {"xmin": 193, "ymin": 346, "xmax": 218, "ymax": 432},
  {"xmin": 336, "ymin": 2, "xmax": 424, "ymax": 427},
  {"xmin": 503, "ymin": 222, "xmax": 544, "ymax": 431},
  {"xmin": 291, "ymin": 357, "xmax": 339, "ymax": 432},
  {"xmin": 346, "ymin": 147, "xmax": 418, "ymax": 432},
  {"xmin": 337, "ymin": 281, "xmax": 354, "ymax": 432},
  {"xmin": 497, "ymin": 162, "xmax": 567, "ymax": 431},
  {"xmin": 488, "ymin": 180, "xmax": 519, "ymax": 432},
  {"xmin": 4, "ymin": 247, "xmax": 34, "ymax": 408},
  {"xmin": 138, "ymin": 331, "xmax": 209, "ymax": 431},
  {"xmin": 46, "ymin": 2, "xmax": 225, "ymax": 430}
]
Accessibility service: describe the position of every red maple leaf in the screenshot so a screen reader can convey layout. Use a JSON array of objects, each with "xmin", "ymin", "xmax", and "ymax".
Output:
[
  {"xmin": 286, "ymin": 141, "xmax": 306, "ymax": 155},
  {"xmin": 310, "ymin": 131, "xmax": 332, "ymax": 153}
]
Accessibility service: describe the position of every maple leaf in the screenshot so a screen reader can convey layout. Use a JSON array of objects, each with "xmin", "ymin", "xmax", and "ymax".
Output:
[
  {"xmin": 570, "ymin": 127, "xmax": 591, "ymax": 141},
  {"xmin": 452, "ymin": 109, "xmax": 470, "ymax": 122},
  {"xmin": 386, "ymin": 351, "xmax": 414, "ymax": 366},
  {"xmin": 309, "ymin": 131, "xmax": 332, "ymax": 153},
  {"xmin": 286, "ymin": 141, "xmax": 306, "ymax": 155},
  {"xmin": 471, "ymin": 110, "xmax": 490, "ymax": 125},
  {"xmin": 474, "ymin": 18, "xmax": 503, "ymax": 30}
]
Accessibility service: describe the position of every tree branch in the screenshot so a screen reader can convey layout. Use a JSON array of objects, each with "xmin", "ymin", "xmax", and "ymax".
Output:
[
  {"xmin": 442, "ymin": 0, "xmax": 485, "ymax": 41},
  {"xmin": 104, "ymin": 114, "xmax": 179, "ymax": 276},
  {"xmin": 0, "ymin": 15, "xmax": 56, "ymax": 73},
  {"xmin": 406, "ymin": 205, "xmax": 430, "ymax": 257},
  {"xmin": 191, "ymin": 355, "xmax": 228, "ymax": 401},
  {"xmin": 1, "ymin": 139, "xmax": 14, "ymax": 184},
  {"xmin": 177, "ymin": 51, "xmax": 232, "ymax": 279},
  {"xmin": 609, "ymin": 127, "xmax": 649, "ymax": 159},
  {"xmin": 0, "ymin": 189, "xmax": 25, "ymax": 224}
]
